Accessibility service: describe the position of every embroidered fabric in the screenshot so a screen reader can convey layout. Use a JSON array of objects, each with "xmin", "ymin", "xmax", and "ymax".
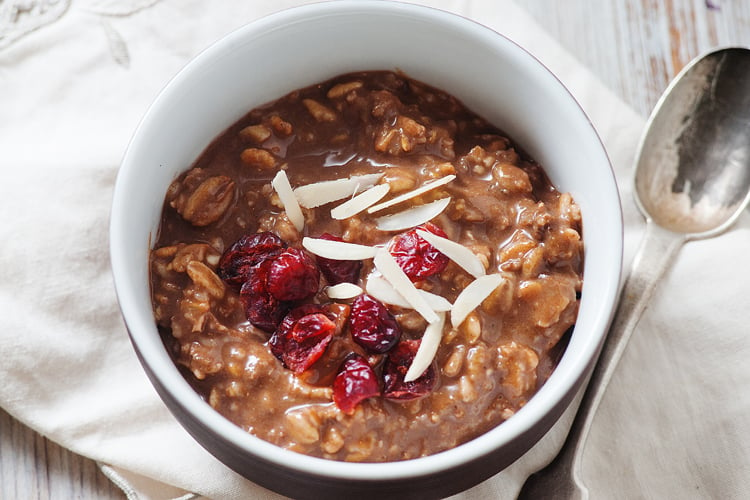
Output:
[
  {"xmin": 0, "ymin": 0, "xmax": 161, "ymax": 65},
  {"xmin": 0, "ymin": 0, "xmax": 71, "ymax": 49}
]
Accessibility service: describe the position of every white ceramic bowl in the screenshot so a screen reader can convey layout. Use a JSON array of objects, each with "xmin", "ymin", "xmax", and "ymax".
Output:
[{"xmin": 111, "ymin": 2, "xmax": 622, "ymax": 498}]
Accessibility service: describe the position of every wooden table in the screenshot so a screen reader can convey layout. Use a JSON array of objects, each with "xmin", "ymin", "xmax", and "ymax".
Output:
[{"xmin": 2, "ymin": 1, "xmax": 749, "ymax": 498}]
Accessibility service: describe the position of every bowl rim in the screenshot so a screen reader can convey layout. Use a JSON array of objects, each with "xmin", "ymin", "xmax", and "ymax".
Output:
[{"xmin": 111, "ymin": 0, "xmax": 623, "ymax": 484}]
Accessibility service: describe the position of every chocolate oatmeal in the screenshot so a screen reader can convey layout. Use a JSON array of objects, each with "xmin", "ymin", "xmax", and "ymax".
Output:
[{"xmin": 149, "ymin": 71, "xmax": 583, "ymax": 462}]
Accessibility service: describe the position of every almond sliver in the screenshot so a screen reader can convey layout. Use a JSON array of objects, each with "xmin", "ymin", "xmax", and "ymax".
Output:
[
  {"xmin": 367, "ymin": 174, "xmax": 456, "ymax": 213},
  {"xmin": 326, "ymin": 282, "xmax": 363, "ymax": 299},
  {"xmin": 293, "ymin": 173, "xmax": 383, "ymax": 208},
  {"xmin": 373, "ymin": 248, "xmax": 439, "ymax": 324},
  {"xmin": 365, "ymin": 275, "xmax": 452, "ymax": 312},
  {"xmin": 416, "ymin": 229, "xmax": 486, "ymax": 278},
  {"xmin": 331, "ymin": 183, "xmax": 390, "ymax": 220},
  {"xmin": 451, "ymin": 273, "xmax": 505, "ymax": 329},
  {"xmin": 404, "ymin": 311, "xmax": 446, "ymax": 383},
  {"xmin": 302, "ymin": 237, "xmax": 377, "ymax": 260},
  {"xmin": 271, "ymin": 170, "xmax": 304, "ymax": 232},
  {"xmin": 375, "ymin": 197, "xmax": 450, "ymax": 232}
]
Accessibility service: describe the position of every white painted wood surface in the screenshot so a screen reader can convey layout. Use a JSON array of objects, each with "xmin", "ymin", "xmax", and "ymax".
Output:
[
  {"xmin": 524, "ymin": 0, "xmax": 750, "ymax": 117},
  {"xmin": 2, "ymin": 1, "xmax": 749, "ymax": 498}
]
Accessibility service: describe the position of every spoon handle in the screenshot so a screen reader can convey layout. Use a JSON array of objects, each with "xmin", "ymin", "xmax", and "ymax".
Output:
[{"xmin": 517, "ymin": 221, "xmax": 685, "ymax": 499}]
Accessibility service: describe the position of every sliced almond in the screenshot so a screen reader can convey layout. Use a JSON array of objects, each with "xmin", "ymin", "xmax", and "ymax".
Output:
[
  {"xmin": 326, "ymin": 282, "xmax": 363, "ymax": 299},
  {"xmin": 416, "ymin": 229, "xmax": 486, "ymax": 278},
  {"xmin": 374, "ymin": 197, "xmax": 451, "ymax": 232},
  {"xmin": 451, "ymin": 273, "xmax": 505, "ymax": 329},
  {"xmin": 373, "ymin": 248, "xmax": 439, "ymax": 324},
  {"xmin": 271, "ymin": 170, "xmax": 304, "ymax": 232},
  {"xmin": 301, "ymin": 237, "xmax": 378, "ymax": 260},
  {"xmin": 293, "ymin": 173, "xmax": 383, "ymax": 208},
  {"xmin": 331, "ymin": 183, "xmax": 390, "ymax": 220},
  {"xmin": 404, "ymin": 311, "xmax": 446, "ymax": 382},
  {"xmin": 367, "ymin": 174, "xmax": 456, "ymax": 213},
  {"xmin": 365, "ymin": 275, "xmax": 452, "ymax": 312}
]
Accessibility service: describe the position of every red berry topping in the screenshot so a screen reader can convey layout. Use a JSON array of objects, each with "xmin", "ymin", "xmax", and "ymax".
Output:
[
  {"xmin": 382, "ymin": 340, "xmax": 436, "ymax": 400},
  {"xmin": 333, "ymin": 353, "xmax": 381, "ymax": 415},
  {"xmin": 239, "ymin": 259, "xmax": 289, "ymax": 332},
  {"xmin": 349, "ymin": 294, "xmax": 401, "ymax": 354},
  {"xmin": 269, "ymin": 304, "xmax": 324, "ymax": 358},
  {"xmin": 218, "ymin": 232, "xmax": 285, "ymax": 288},
  {"xmin": 388, "ymin": 222, "xmax": 449, "ymax": 281},
  {"xmin": 316, "ymin": 233, "xmax": 363, "ymax": 285},
  {"xmin": 269, "ymin": 305, "xmax": 336, "ymax": 373},
  {"xmin": 266, "ymin": 248, "xmax": 320, "ymax": 301},
  {"xmin": 291, "ymin": 313, "xmax": 336, "ymax": 342}
]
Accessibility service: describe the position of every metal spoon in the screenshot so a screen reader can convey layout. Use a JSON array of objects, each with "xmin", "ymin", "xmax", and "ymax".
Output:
[{"xmin": 517, "ymin": 47, "xmax": 750, "ymax": 499}]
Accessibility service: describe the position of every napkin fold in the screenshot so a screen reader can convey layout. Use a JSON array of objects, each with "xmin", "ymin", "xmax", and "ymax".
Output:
[{"xmin": 1, "ymin": 1, "xmax": 748, "ymax": 499}]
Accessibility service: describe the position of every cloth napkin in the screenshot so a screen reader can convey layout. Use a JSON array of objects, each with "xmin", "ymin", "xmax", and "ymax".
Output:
[{"xmin": 1, "ymin": 0, "xmax": 748, "ymax": 498}]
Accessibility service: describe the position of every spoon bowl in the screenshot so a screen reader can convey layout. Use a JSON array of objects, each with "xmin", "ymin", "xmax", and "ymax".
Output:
[
  {"xmin": 635, "ymin": 47, "xmax": 750, "ymax": 237},
  {"xmin": 518, "ymin": 46, "xmax": 750, "ymax": 499}
]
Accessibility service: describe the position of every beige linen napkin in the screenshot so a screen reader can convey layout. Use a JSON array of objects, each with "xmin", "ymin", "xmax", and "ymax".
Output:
[{"xmin": 1, "ymin": 0, "xmax": 748, "ymax": 499}]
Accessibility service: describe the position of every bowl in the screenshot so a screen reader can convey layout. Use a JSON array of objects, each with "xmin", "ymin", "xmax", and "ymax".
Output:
[{"xmin": 110, "ymin": 1, "xmax": 622, "ymax": 498}]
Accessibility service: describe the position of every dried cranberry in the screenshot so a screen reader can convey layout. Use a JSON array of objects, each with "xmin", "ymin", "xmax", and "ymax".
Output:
[
  {"xmin": 316, "ymin": 233, "xmax": 363, "ymax": 285},
  {"xmin": 291, "ymin": 313, "xmax": 336, "ymax": 342},
  {"xmin": 239, "ymin": 259, "xmax": 288, "ymax": 332},
  {"xmin": 266, "ymin": 248, "xmax": 320, "ymax": 301},
  {"xmin": 218, "ymin": 232, "xmax": 285, "ymax": 288},
  {"xmin": 269, "ymin": 304, "xmax": 324, "ymax": 358},
  {"xmin": 283, "ymin": 321, "xmax": 335, "ymax": 373},
  {"xmin": 382, "ymin": 339, "xmax": 436, "ymax": 400},
  {"xmin": 333, "ymin": 353, "xmax": 381, "ymax": 415},
  {"xmin": 270, "ymin": 305, "xmax": 336, "ymax": 373},
  {"xmin": 388, "ymin": 222, "xmax": 449, "ymax": 281},
  {"xmin": 349, "ymin": 294, "xmax": 401, "ymax": 354}
]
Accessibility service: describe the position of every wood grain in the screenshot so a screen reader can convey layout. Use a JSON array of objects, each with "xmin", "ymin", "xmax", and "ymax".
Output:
[
  {"xmin": 2, "ymin": 1, "xmax": 750, "ymax": 498},
  {"xmin": 524, "ymin": 0, "xmax": 750, "ymax": 116},
  {"xmin": 0, "ymin": 409, "xmax": 124, "ymax": 499}
]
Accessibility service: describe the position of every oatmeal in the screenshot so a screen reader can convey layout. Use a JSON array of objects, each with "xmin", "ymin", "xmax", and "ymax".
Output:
[{"xmin": 149, "ymin": 71, "xmax": 583, "ymax": 462}]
